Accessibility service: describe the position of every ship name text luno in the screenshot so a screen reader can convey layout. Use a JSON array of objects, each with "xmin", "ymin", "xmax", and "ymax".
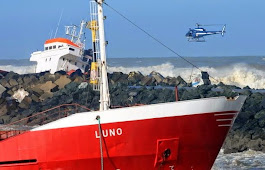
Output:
[{"xmin": 95, "ymin": 128, "xmax": 123, "ymax": 138}]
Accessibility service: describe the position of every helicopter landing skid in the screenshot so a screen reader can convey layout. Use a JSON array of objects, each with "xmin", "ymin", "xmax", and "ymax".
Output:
[{"xmin": 188, "ymin": 37, "xmax": 206, "ymax": 42}]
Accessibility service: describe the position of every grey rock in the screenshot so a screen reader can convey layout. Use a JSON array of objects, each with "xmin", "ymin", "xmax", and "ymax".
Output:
[
  {"xmin": 5, "ymin": 71, "xmax": 19, "ymax": 80},
  {"xmin": 31, "ymin": 94, "xmax": 40, "ymax": 103},
  {"xmin": 0, "ymin": 84, "xmax": 6, "ymax": 97},
  {"xmin": 139, "ymin": 76, "xmax": 155, "ymax": 86},
  {"xmin": 149, "ymin": 71, "xmax": 164, "ymax": 84},
  {"xmin": 54, "ymin": 70, "xmax": 67, "ymax": 79},
  {"xmin": 39, "ymin": 92, "xmax": 53, "ymax": 101},
  {"xmin": 0, "ymin": 103, "xmax": 7, "ymax": 116},
  {"xmin": 0, "ymin": 79, "xmax": 11, "ymax": 88},
  {"xmin": 129, "ymin": 91, "xmax": 138, "ymax": 97},
  {"xmin": 167, "ymin": 76, "xmax": 187, "ymax": 87},
  {"xmin": 23, "ymin": 75, "xmax": 39, "ymax": 86},
  {"xmin": 9, "ymin": 79, "xmax": 18, "ymax": 87},
  {"xmin": 17, "ymin": 76, "xmax": 24, "ymax": 85},
  {"xmin": 18, "ymin": 96, "xmax": 32, "ymax": 109},
  {"xmin": 128, "ymin": 71, "xmax": 144, "ymax": 85},
  {"xmin": 74, "ymin": 76, "xmax": 84, "ymax": 83}
]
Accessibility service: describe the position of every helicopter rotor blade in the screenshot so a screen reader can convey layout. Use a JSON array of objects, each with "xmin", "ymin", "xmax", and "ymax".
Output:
[{"xmin": 199, "ymin": 24, "xmax": 226, "ymax": 26}]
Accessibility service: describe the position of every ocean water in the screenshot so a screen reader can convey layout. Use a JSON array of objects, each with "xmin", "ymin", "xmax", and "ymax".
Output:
[
  {"xmin": 0, "ymin": 56, "xmax": 265, "ymax": 169},
  {"xmin": 0, "ymin": 56, "xmax": 264, "ymax": 89}
]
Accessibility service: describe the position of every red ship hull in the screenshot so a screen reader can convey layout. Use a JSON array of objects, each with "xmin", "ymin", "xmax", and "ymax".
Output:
[{"xmin": 0, "ymin": 96, "xmax": 246, "ymax": 170}]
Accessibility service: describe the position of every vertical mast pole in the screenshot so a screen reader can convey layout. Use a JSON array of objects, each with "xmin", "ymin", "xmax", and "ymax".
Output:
[{"xmin": 97, "ymin": 0, "xmax": 110, "ymax": 111}]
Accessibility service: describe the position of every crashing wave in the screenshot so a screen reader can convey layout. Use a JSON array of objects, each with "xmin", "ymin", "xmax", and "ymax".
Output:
[
  {"xmin": 0, "ymin": 65, "xmax": 36, "ymax": 75},
  {"xmin": 108, "ymin": 62, "xmax": 265, "ymax": 89}
]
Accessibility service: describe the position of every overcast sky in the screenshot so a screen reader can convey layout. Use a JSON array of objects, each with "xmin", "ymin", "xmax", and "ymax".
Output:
[{"xmin": 1, "ymin": 0, "xmax": 265, "ymax": 59}]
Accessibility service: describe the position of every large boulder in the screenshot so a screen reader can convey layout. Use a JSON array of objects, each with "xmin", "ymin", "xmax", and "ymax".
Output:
[
  {"xmin": 39, "ymin": 72, "xmax": 56, "ymax": 83},
  {"xmin": 110, "ymin": 72, "xmax": 123, "ymax": 82},
  {"xmin": 69, "ymin": 69, "xmax": 83, "ymax": 80},
  {"xmin": 167, "ymin": 76, "xmax": 187, "ymax": 87},
  {"xmin": 139, "ymin": 76, "xmax": 155, "ymax": 86},
  {"xmin": 12, "ymin": 89, "xmax": 29, "ymax": 103},
  {"xmin": 0, "ymin": 79, "xmax": 11, "ymax": 88},
  {"xmin": 0, "ymin": 70, "xmax": 8, "ymax": 77},
  {"xmin": 9, "ymin": 79, "xmax": 18, "ymax": 87},
  {"xmin": 0, "ymin": 103, "xmax": 7, "ymax": 116},
  {"xmin": 149, "ymin": 71, "xmax": 164, "ymax": 84},
  {"xmin": 5, "ymin": 71, "xmax": 19, "ymax": 80},
  {"xmin": 128, "ymin": 71, "xmax": 144, "ymax": 85},
  {"xmin": 17, "ymin": 76, "xmax": 24, "ymax": 85},
  {"xmin": 39, "ymin": 92, "xmax": 53, "ymax": 101},
  {"xmin": 109, "ymin": 72, "xmax": 129, "ymax": 85},
  {"xmin": 54, "ymin": 70, "xmax": 67, "ymax": 79},
  {"xmin": 74, "ymin": 76, "xmax": 84, "ymax": 83},
  {"xmin": 18, "ymin": 96, "xmax": 32, "ymax": 109},
  {"xmin": 55, "ymin": 75, "xmax": 71, "ymax": 89},
  {"xmin": 30, "ymin": 93, "xmax": 40, "ymax": 103},
  {"xmin": 31, "ymin": 85, "xmax": 44, "ymax": 97},
  {"xmin": 23, "ymin": 75, "xmax": 38, "ymax": 86},
  {"xmin": 0, "ymin": 84, "xmax": 6, "ymax": 97},
  {"xmin": 39, "ymin": 81, "xmax": 58, "ymax": 92}
]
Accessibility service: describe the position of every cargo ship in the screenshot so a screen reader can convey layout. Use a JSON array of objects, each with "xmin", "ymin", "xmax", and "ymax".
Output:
[{"xmin": 30, "ymin": 20, "xmax": 91, "ymax": 74}]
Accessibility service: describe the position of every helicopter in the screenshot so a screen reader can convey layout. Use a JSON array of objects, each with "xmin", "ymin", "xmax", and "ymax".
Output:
[{"xmin": 186, "ymin": 23, "xmax": 226, "ymax": 42}]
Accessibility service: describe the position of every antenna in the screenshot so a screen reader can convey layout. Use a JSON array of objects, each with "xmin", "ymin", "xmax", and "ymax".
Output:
[
  {"xmin": 54, "ymin": 9, "xmax": 64, "ymax": 38},
  {"xmin": 49, "ymin": 29, "xmax": 54, "ymax": 39}
]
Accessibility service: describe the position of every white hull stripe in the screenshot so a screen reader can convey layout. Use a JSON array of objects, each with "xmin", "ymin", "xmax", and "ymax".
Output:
[
  {"xmin": 214, "ymin": 113, "xmax": 237, "ymax": 116},
  {"xmin": 32, "ymin": 96, "xmax": 246, "ymax": 131},
  {"xmin": 218, "ymin": 124, "xmax": 232, "ymax": 127},
  {"xmin": 216, "ymin": 119, "xmax": 233, "ymax": 121}
]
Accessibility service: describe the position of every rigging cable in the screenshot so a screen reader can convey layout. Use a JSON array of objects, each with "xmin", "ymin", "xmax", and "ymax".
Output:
[
  {"xmin": 102, "ymin": 1, "xmax": 218, "ymax": 83},
  {"xmin": 96, "ymin": 115, "xmax": 118, "ymax": 169},
  {"xmin": 96, "ymin": 115, "xmax": 104, "ymax": 170}
]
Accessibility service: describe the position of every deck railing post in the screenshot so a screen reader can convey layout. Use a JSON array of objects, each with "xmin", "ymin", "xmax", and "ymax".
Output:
[
  {"xmin": 59, "ymin": 107, "xmax": 61, "ymax": 119},
  {"xmin": 175, "ymin": 86, "xmax": 179, "ymax": 102}
]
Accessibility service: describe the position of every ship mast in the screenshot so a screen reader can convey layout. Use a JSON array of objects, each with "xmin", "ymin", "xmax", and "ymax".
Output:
[{"xmin": 90, "ymin": 0, "xmax": 110, "ymax": 111}]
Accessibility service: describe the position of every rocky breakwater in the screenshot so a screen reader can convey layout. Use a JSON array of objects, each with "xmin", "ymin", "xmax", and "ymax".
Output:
[{"xmin": 0, "ymin": 70, "xmax": 264, "ymax": 154}]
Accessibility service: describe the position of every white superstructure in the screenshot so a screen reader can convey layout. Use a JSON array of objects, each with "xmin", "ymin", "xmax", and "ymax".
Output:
[{"xmin": 30, "ymin": 20, "xmax": 91, "ymax": 74}]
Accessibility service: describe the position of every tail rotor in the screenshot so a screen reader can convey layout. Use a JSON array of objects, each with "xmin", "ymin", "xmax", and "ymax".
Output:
[{"xmin": 221, "ymin": 24, "xmax": 226, "ymax": 36}]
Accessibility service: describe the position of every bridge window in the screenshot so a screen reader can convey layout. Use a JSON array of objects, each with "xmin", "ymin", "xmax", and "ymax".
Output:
[
  {"xmin": 49, "ymin": 46, "xmax": 52, "ymax": 50},
  {"xmin": 53, "ymin": 45, "xmax": 56, "ymax": 49},
  {"xmin": 45, "ymin": 47, "xmax": 48, "ymax": 51},
  {"xmin": 69, "ymin": 48, "xmax": 75, "ymax": 51}
]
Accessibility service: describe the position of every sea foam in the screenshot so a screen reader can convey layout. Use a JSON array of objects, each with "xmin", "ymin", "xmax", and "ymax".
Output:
[
  {"xmin": 212, "ymin": 150, "xmax": 265, "ymax": 169},
  {"xmin": 108, "ymin": 62, "xmax": 265, "ymax": 89}
]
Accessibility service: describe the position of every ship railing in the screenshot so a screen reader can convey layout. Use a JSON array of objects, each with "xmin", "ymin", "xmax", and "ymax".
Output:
[{"xmin": 0, "ymin": 103, "xmax": 91, "ymax": 141}]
